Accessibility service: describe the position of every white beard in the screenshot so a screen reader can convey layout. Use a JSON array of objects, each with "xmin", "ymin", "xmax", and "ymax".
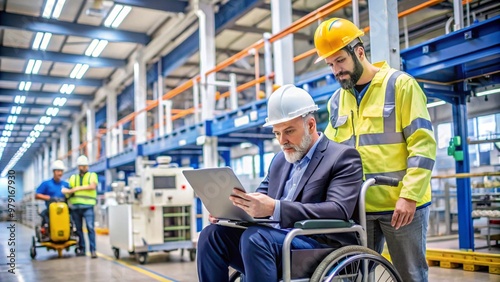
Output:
[{"xmin": 282, "ymin": 131, "xmax": 313, "ymax": 163}]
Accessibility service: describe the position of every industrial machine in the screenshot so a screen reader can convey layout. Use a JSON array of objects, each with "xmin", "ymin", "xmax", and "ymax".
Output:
[{"xmin": 108, "ymin": 157, "xmax": 196, "ymax": 264}]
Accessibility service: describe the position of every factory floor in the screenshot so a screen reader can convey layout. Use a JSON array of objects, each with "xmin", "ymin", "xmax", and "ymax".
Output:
[{"xmin": 1, "ymin": 222, "xmax": 498, "ymax": 282}]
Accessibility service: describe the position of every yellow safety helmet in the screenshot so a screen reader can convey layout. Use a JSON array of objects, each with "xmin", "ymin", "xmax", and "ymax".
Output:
[{"xmin": 314, "ymin": 18, "xmax": 364, "ymax": 64}]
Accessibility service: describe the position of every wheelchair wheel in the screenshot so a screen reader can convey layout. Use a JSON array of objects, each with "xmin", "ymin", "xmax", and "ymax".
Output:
[{"xmin": 310, "ymin": 245, "xmax": 401, "ymax": 282}]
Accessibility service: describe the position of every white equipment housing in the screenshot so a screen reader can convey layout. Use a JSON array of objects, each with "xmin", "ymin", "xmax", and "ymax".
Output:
[{"xmin": 108, "ymin": 158, "xmax": 196, "ymax": 264}]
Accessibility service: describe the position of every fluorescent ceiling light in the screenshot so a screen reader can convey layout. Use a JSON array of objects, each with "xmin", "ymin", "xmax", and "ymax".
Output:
[
  {"xmin": 25, "ymin": 60, "xmax": 35, "ymax": 74},
  {"xmin": 42, "ymin": 0, "xmax": 56, "ymax": 18},
  {"xmin": 104, "ymin": 5, "xmax": 123, "ymax": 27},
  {"xmin": 2, "ymin": 131, "xmax": 11, "ymax": 137},
  {"xmin": 14, "ymin": 95, "xmax": 26, "ymax": 104},
  {"xmin": 476, "ymin": 88, "xmax": 500, "ymax": 97},
  {"xmin": 34, "ymin": 124, "xmax": 45, "ymax": 132},
  {"xmin": 0, "ymin": 137, "xmax": 8, "ymax": 143},
  {"xmin": 5, "ymin": 124, "xmax": 14, "ymax": 131},
  {"xmin": 427, "ymin": 101, "xmax": 446, "ymax": 108},
  {"xmin": 111, "ymin": 6, "xmax": 131, "ymax": 28},
  {"xmin": 70, "ymin": 64, "xmax": 82, "ymax": 78},
  {"xmin": 24, "ymin": 81, "xmax": 32, "ymax": 91},
  {"xmin": 92, "ymin": 40, "xmax": 108, "ymax": 57},
  {"xmin": 53, "ymin": 97, "xmax": 67, "ymax": 106},
  {"xmin": 40, "ymin": 33, "xmax": 52, "ymax": 50},
  {"xmin": 7, "ymin": 116, "xmax": 17, "ymax": 124},
  {"xmin": 32, "ymin": 60, "xmax": 42, "ymax": 74},
  {"xmin": 85, "ymin": 39, "xmax": 100, "ymax": 56},
  {"xmin": 32, "ymin": 32, "xmax": 44, "ymax": 50},
  {"xmin": 60, "ymin": 84, "xmax": 75, "ymax": 94},
  {"xmin": 46, "ymin": 107, "xmax": 59, "ymax": 117},
  {"xmin": 75, "ymin": 64, "xmax": 89, "ymax": 79},
  {"xmin": 52, "ymin": 0, "xmax": 66, "ymax": 19},
  {"xmin": 11, "ymin": 106, "xmax": 21, "ymax": 115},
  {"xmin": 18, "ymin": 81, "xmax": 25, "ymax": 91}
]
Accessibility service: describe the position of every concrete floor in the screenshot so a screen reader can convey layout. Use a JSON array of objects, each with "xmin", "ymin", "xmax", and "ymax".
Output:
[{"xmin": 1, "ymin": 222, "xmax": 498, "ymax": 282}]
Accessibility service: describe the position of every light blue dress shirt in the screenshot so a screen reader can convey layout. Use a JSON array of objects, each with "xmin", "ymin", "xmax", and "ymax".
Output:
[{"xmin": 271, "ymin": 133, "xmax": 323, "ymax": 228}]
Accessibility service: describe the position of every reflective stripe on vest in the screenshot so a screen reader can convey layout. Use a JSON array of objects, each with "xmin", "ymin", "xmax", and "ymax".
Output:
[
  {"xmin": 329, "ymin": 71, "xmax": 404, "ymax": 146},
  {"xmin": 69, "ymin": 172, "xmax": 97, "ymax": 205}
]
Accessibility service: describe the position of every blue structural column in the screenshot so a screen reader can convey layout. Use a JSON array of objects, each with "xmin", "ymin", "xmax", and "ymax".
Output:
[
  {"xmin": 452, "ymin": 94, "xmax": 474, "ymax": 250},
  {"xmin": 221, "ymin": 150, "xmax": 231, "ymax": 167},
  {"xmin": 257, "ymin": 139, "xmax": 265, "ymax": 177}
]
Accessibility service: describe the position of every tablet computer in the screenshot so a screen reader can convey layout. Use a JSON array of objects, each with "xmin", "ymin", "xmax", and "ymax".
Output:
[{"xmin": 182, "ymin": 167, "xmax": 278, "ymax": 223}]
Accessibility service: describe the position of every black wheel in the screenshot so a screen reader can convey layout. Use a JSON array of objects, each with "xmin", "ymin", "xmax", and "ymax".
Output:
[
  {"xmin": 128, "ymin": 251, "xmax": 135, "ymax": 255},
  {"xmin": 189, "ymin": 249, "xmax": 196, "ymax": 262},
  {"xmin": 310, "ymin": 245, "xmax": 402, "ymax": 282},
  {"xmin": 113, "ymin": 247, "xmax": 120, "ymax": 259},
  {"xmin": 30, "ymin": 246, "xmax": 36, "ymax": 259},
  {"xmin": 136, "ymin": 252, "xmax": 148, "ymax": 264}
]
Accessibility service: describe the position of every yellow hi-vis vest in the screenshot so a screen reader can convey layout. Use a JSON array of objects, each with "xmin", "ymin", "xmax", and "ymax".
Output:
[
  {"xmin": 325, "ymin": 61, "xmax": 437, "ymax": 213},
  {"xmin": 68, "ymin": 172, "xmax": 98, "ymax": 206}
]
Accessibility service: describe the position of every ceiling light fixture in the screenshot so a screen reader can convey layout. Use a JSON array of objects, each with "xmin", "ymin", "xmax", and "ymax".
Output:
[
  {"xmin": 92, "ymin": 40, "xmax": 108, "ymax": 57},
  {"xmin": 427, "ymin": 100, "xmax": 446, "ymax": 108},
  {"xmin": 104, "ymin": 5, "xmax": 131, "ymax": 28},
  {"xmin": 476, "ymin": 88, "xmax": 500, "ymax": 97},
  {"xmin": 51, "ymin": 0, "xmax": 66, "ymax": 19},
  {"xmin": 14, "ymin": 95, "xmax": 26, "ymax": 104},
  {"xmin": 42, "ymin": 0, "xmax": 56, "ymax": 18}
]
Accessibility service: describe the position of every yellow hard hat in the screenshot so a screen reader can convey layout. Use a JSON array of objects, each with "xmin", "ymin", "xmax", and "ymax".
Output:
[{"xmin": 314, "ymin": 18, "xmax": 364, "ymax": 64}]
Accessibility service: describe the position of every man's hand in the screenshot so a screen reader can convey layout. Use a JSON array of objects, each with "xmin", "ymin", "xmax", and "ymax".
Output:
[
  {"xmin": 229, "ymin": 188, "xmax": 275, "ymax": 218},
  {"xmin": 391, "ymin": 197, "xmax": 417, "ymax": 230},
  {"xmin": 61, "ymin": 188, "xmax": 74, "ymax": 195},
  {"xmin": 208, "ymin": 214, "xmax": 219, "ymax": 224}
]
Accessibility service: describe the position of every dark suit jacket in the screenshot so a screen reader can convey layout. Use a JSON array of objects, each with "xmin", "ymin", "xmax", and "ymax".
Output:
[{"xmin": 256, "ymin": 135, "xmax": 363, "ymax": 246}]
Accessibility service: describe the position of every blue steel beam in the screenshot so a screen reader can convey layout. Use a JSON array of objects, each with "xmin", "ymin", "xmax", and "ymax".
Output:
[
  {"xmin": 159, "ymin": 0, "xmax": 261, "ymax": 80},
  {"xmin": 0, "ymin": 46, "xmax": 126, "ymax": 68},
  {"xmin": 0, "ymin": 89, "xmax": 93, "ymax": 101},
  {"xmin": 0, "ymin": 72, "xmax": 102, "ymax": 87},
  {"xmin": 0, "ymin": 12, "xmax": 150, "ymax": 44},
  {"xmin": 401, "ymin": 16, "xmax": 500, "ymax": 83},
  {"xmin": 0, "ymin": 102, "xmax": 80, "ymax": 112},
  {"xmin": 114, "ymin": 0, "xmax": 188, "ymax": 13}
]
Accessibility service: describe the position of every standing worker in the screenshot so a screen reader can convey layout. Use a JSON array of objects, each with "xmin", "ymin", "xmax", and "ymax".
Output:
[
  {"xmin": 35, "ymin": 160, "xmax": 70, "ymax": 241},
  {"xmin": 62, "ymin": 155, "xmax": 98, "ymax": 258},
  {"xmin": 314, "ymin": 18, "xmax": 437, "ymax": 282}
]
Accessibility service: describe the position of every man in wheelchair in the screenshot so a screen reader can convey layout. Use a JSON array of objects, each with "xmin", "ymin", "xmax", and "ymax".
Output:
[
  {"xmin": 35, "ymin": 160, "xmax": 71, "ymax": 242},
  {"xmin": 197, "ymin": 85, "xmax": 364, "ymax": 281}
]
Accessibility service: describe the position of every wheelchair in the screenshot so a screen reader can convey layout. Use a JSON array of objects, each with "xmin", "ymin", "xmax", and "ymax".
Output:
[
  {"xmin": 31, "ymin": 198, "xmax": 79, "ymax": 259},
  {"xmin": 229, "ymin": 177, "xmax": 402, "ymax": 282}
]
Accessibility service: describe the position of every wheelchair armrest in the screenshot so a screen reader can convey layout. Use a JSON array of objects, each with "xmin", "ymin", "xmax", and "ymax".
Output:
[{"xmin": 294, "ymin": 219, "xmax": 355, "ymax": 229}]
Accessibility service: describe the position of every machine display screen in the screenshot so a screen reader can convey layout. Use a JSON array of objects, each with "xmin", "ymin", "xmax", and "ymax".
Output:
[{"xmin": 153, "ymin": 176, "xmax": 176, "ymax": 189}]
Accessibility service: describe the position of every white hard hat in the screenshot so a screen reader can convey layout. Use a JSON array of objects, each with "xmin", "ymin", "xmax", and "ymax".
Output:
[
  {"xmin": 263, "ymin": 84, "xmax": 319, "ymax": 127},
  {"xmin": 51, "ymin": 160, "xmax": 66, "ymax": 171},
  {"xmin": 76, "ymin": 155, "xmax": 89, "ymax": 166}
]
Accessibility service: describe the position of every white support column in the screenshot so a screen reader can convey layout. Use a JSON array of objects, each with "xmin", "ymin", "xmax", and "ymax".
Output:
[
  {"xmin": 198, "ymin": 1, "xmax": 218, "ymax": 229},
  {"xmin": 193, "ymin": 80, "xmax": 200, "ymax": 124},
  {"xmin": 157, "ymin": 61, "xmax": 165, "ymax": 138},
  {"xmin": 38, "ymin": 153, "xmax": 43, "ymax": 182},
  {"xmin": 60, "ymin": 129, "xmax": 68, "ymax": 168},
  {"xmin": 71, "ymin": 121, "xmax": 80, "ymax": 167},
  {"xmin": 51, "ymin": 138, "xmax": 57, "ymax": 162},
  {"xmin": 43, "ymin": 145, "xmax": 50, "ymax": 179},
  {"xmin": 229, "ymin": 73, "xmax": 238, "ymax": 110},
  {"xmin": 263, "ymin": 32, "xmax": 273, "ymax": 97},
  {"xmin": 271, "ymin": 0, "xmax": 294, "ymax": 85},
  {"xmin": 453, "ymin": 0, "xmax": 464, "ymax": 31},
  {"xmin": 162, "ymin": 100, "xmax": 173, "ymax": 134},
  {"xmin": 118, "ymin": 125, "xmax": 124, "ymax": 153},
  {"xmin": 106, "ymin": 88, "xmax": 117, "ymax": 157},
  {"xmin": 197, "ymin": 1, "xmax": 216, "ymax": 121},
  {"xmin": 368, "ymin": 0, "xmax": 400, "ymax": 69},
  {"xmin": 86, "ymin": 104, "xmax": 96, "ymax": 163},
  {"xmin": 134, "ymin": 48, "xmax": 147, "ymax": 144}
]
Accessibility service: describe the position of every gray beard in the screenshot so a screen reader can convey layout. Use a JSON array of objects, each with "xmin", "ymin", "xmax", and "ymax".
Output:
[{"xmin": 282, "ymin": 132, "xmax": 313, "ymax": 163}]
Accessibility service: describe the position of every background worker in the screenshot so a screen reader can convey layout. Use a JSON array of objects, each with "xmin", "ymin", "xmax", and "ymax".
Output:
[
  {"xmin": 35, "ymin": 160, "xmax": 69, "ymax": 241},
  {"xmin": 314, "ymin": 18, "xmax": 437, "ymax": 282},
  {"xmin": 197, "ymin": 85, "xmax": 363, "ymax": 281},
  {"xmin": 62, "ymin": 155, "xmax": 98, "ymax": 258}
]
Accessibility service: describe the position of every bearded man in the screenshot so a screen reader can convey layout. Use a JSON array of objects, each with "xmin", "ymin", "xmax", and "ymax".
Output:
[{"xmin": 196, "ymin": 84, "xmax": 364, "ymax": 282}]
